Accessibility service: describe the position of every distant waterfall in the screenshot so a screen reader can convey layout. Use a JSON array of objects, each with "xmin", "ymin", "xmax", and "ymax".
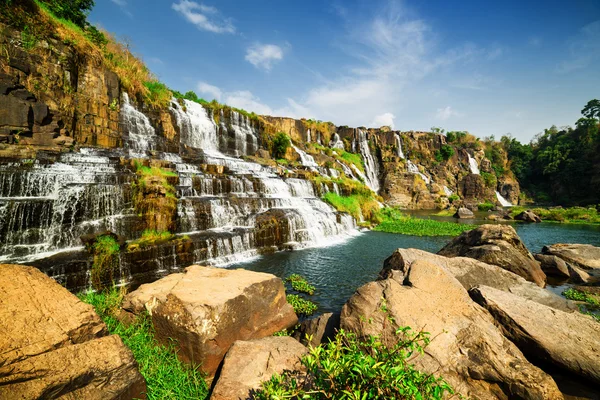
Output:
[
  {"xmin": 443, "ymin": 186, "xmax": 453, "ymax": 196},
  {"xmin": 468, "ymin": 153, "xmax": 480, "ymax": 175},
  {"xmin": 407, "ymin": 160, "xmax": 430, "ymax": 184},
  {"xmin": 329, "ymin": 133, "xmax": 344, "ymax": 149},
  {"xmin": 292, "ymin": 144, "xmax": 318, "ymax": 169},
  {"xmin": 121, "ymin": 93, "xmax": 157, "ymax": 157},
  {"xmin": 395, "ymin": 133, "xmax": 405, "ymax": 159},
  {"xmin": 495, "ymin": 191, "xmax": 513, "ymax": 207},
  {"xmin": 356, "ymin": 130, "xmax": 380, "ymax": 193}
]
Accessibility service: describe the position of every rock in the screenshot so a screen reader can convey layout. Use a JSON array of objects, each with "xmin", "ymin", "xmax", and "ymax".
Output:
[
  {"xmin": 535, "ymin": 254, "xmax": 570, "ymax": 278},
  {"xmin": 574, "ymin": 285, "xmax": 600, "ymax": 296},
  {"xmin": 210, "ymin": 336, "xmax": 308, "ymax": 400},
  {"xmin": 0, "ymin": 264, "xmax": 146, "ymax": 399},
  {"xmin": 292, "ymin": 312, "xmax": 340, "ymax": 348},
  {"xmin": 0, "ymin": 95, "xmax": 31, "ymax": 128},
  {"xmin": 470, "ymin": 285, "xmax": 600, "ymax": 385},
  {"xmin": 11, "ymin": 88, "xmax": 36, "ymax": 101},
  {"xmin": 568, "ymin": 264, "xmax": 591, "ymax": 284},
  {"xmin": 453, "ymin": 207, "xmax": 474, "ymax": 219},
  {"xmin": 438, "ymin": 224, "xmax": 546, "ymax": 287},
  {"xmin": 341, "ymin": 259, "xmax": 562, "ymax": 399},
  {"xmin": 381, "ymin": 248, "xmax": 575, "ymax": 312},
  {"xmin": 123, "ymin": 265, "xmax": 298, "ymax": 377},
  {"xmin": 515, "ymin": 210, "xmax": 542, "ymax": 223},
  {"xmin": 542, "ymin": 243, "xmax": 600, "ymax": 270},
  {"xmin": 32, "ymin": 102, "xmax": 49, "ymax": 125}
]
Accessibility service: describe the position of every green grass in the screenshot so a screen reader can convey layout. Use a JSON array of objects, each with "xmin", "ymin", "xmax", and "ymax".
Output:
[
  {"xmin": 374, "ymin": 208, "xmax": 474, "ymax": 236},
  {"xmin": 478, "ymin": 202, "xmax": 495, "ymax": 212},
  {"xmin": 90, "ymin": 235, "xmax": 120, "ymax": 292},
  {"xmin": 286, "ymin": 274, "xmax": 315, "ymax": 295},
  {"xmin": 510, "ymin": 206, "xmax": 600, "ymax": 224},
  {"xmin": 287, "ymin": 294, "xmax": 318, "ymax": 316},
  {"xmin": 562, "ymin": 288, "xmax": 600, "ymax": 322},
  {"xmin": 80, "ymin": 288, "xmax": 209, "ymax": 400},
  {"xmin": 339, "ymin": 150, "xmax": 365, "ymax": 173},
  {"xmin": 323, "ymin": 192, "xmax": 381, "ymax": 222}
]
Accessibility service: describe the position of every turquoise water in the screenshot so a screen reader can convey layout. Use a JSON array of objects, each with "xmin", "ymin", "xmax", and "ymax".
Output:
[{"xmin": 229, "ymin": 221, "xmax": 600, "ymax": 313}]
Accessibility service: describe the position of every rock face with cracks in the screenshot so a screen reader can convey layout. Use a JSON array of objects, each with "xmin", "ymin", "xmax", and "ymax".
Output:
[
  {"xmin": 122, "ymin": 265, "xmax": 298, "ymax": 377},
  {"xmin": 340, "ymin": 259, "xmax": 563, "ymax": 399},
  {"xmin": 0, "ymin": 264, "xmax": 146, "ymax": 399}
]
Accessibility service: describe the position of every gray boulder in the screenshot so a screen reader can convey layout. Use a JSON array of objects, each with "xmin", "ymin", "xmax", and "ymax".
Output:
[
  {"xmin": 515, "ymin": 210, "xmax": 542, "ymax": 223},
  {"xmin": 453, "ymin": 207, "xmax": 474, "ymax": 219}
]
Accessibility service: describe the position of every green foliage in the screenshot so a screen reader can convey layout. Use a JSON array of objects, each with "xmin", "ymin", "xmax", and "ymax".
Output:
[
  {"xmin": 255, "ymin": 328, "xmax": 453, "ymax": 399},
  {"xmin": 37, "ymin": 0, "xmax": 94, "ymax": 28},
  {"xmin": 322, "ymin": 192, "xmax": 381, "ymax": 223},
  {"xmin": 478, "ymin": 202, "xmax": 495, "ymax": 211},
  {"xmin": 480, "ymin": 171, "xmax": 497, "ymax": 188},
  {"xmin": 439, "ymin": 144, "xmax": 455, "ymax": 160},
  {"xmin": 90, "ymin": 235, "xmax": 120, "ymax": 292},
  {"xmin": 128, "ymin": 229, "xmax": 174, "ymax": 250},
  {"xmin": 562, "ymin": 288, "xmax": 600, "ymax": 322},
  {"xmin": 287, "ymin": 294, "xmax": 318, "ymax": 316},
  {"xmin": 446, "ymin": 131, "xmax": 466, "ymax": 144},
  {"xmin": 143, "ymin": 81, "xmax": 172, "ymax": 109},
  {"xmin": 448, "ymin": 194, "xmax": 460, "ymax": 203},
  {"xmin": 84, "ymin": 24, "xmax": 107, "ymax": 47},
  {"xmin": 20, "ymin": 25, "xmax": 38, "ymax": 49},
  {"xmin": 286, "ymin": 274, "xmax": 315, "ymax": 295},
  {"xmin": 510, "ymin": 206, "xmax": 600, "ymax": 224},
  {"xmin": 339, "ymin": 150, "xmax": 365, "ymax": 173},
  {"xmin": 271, "ymin": 132, "xmax": 291, "ymax": 159},
  {"xmin": 374, "ymin": 208, "xmax": 474, "ymax": 236},
  {"xmin": 80, "ymin": 288, "xmax": 209, "ymax": 399}
]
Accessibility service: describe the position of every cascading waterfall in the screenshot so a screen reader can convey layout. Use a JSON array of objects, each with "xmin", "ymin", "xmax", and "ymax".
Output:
[
  {"xmin": 468, "ymin": 153, "xmax": 480, "ymax": 175},
  {"xmin": 443, "ymin": 186, "xmax": 453, "ymax": 196},
  {"xmin": 329, "ymin": 133, "xmax": 344, "ymax": 149},
  {"xmin": 292, "ymin": 144, "xmax": 318, "ymax": 170},
  {"xmin": 356, "ymin": 129, "xmax": 380, "ymax": 193},
  {"xmin": 407, "ymin": 160, "xmax": 430, "ymax": 184},
  {"xmin": 395, "ymin": 133, "xmax": 405, "ymax": 159},
  {"xmin": 495, "ymin": 191, "xmax": 513, "ymax": 207},
  {"xmin": 121, "ymin": 93, "xmax": 156, "ymax": 158},
  {"xmin": 170, "ymin": 99, "xmax": 220, "ymax": 155}
]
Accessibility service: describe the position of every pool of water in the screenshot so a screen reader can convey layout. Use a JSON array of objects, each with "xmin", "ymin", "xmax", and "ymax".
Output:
[{"xmin": 229, "ymin": 220, "xmax": 600, "ymax": 313}]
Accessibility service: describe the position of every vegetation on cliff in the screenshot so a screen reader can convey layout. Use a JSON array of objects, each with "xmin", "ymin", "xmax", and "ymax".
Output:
[
  {"xmin": 88, "ymin": 234, "xmax": 120, "ymax": 292},
  {"xmin": 80, "ymin": 288, "xmax": 209, "ymax": 400},
  {"xmin": 131, "ymin": 162, "xmax": 178, "ymax": 232}
]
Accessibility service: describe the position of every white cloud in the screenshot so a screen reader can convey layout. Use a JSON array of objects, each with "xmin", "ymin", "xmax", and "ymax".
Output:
[
  {"xmin": 245, "ymin": 44, "xmax": 284, "ymax": 71},
  {"xmin": 371, "ymin": 112, "xmax": 396, "ymax": 128},
  {"xmin": 172, "ymin": 0, "xmax": 235, "ymax": 34},
  {"xmin": 224, "ymin": 91, "xmax": 273, "ymax": 115},
  {"xmin": 111, "ymin": 0, "xmax": 127, "ymax": 6},
  {"xmin": 557, "ymin": 20, "xmax": 600, "ymax": 73},
  {"xmin": 435, "ymin": 106, "xmax": 459, "ymax": 120},
  {"xmin": 197, "ymin": 81, "xmax": 222, "ymax": 101}
]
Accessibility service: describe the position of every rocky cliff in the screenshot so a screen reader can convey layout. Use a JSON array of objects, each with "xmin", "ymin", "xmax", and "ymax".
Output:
[{"xmin": 0, "ymin": 10, "xmax": 519, "ymax": 291}]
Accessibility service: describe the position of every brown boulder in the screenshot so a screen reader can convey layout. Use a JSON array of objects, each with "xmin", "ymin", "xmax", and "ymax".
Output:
[
  {"xmin": 453, "ymin": 206, "xmax": 474, "ymax": 218},
  {"xmin": 210, "ymin": 336, "xmax": 308, "ymax": 400},
  {"xmin": 535, "ymin": 254, "xmax": 570, "ymax": 278},
  {"xmin": 381, "ymin": 248, "xmax": 575, "ymax": 312},
  {"xmin": 438, "ymin": 224, "xmax": 546, "ymax": 287},
  {"xmin": 123, "ymin": 265, "xmax": 298, "ymax": 377},
  {"xmin": 470, "ymin": 285, "xmax": 600, "ymax": 385},
  {"xmin": 292, "ymin": 312, "xmax": 340, "ymax": 348},
  {"xmin": 515, "ymin": 210, "xmax": 542, "ymax": 223},
  {"xmin": 341, "ymin": 259, "xmax": 562, "ymax": 399},
  {"xmin": 0, "ymin": 264, "xmax": 146, "ymax": 399},
  {"xmin": 542, "ymin": 243, "xmax": 600, "ymax": 270}
]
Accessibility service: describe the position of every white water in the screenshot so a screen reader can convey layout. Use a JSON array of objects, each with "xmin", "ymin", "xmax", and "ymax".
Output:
[
  {"xmin": 170, "ymin": 99, "xmax": 220, "ymax": 155},
  {"xmin": 292, "ymin": 144, "xmax": 318, "ymax": 169},
  {"xmin": 443, "ymin": 186, "xmax": 453, "ymax": 196},
  {"xmin": 495, "ymin": 191, "xmax": 513, "ymax": 207},
  {"xmin": 356, "ymin": 129, "xmax": 380, "ymax": 193},
  {"xmin": 395, "ymin": 133, "xmax": 405, "ymax": 159},
  {"xmin": 121, "ymin": 93, "xmax": 157, "ymax": 157},
  {"xmin": 407, "ymin": 160, "xmax": 430, "ymax": 184},
  {"xmin": 468, "ymin": 153, "xmax": 480, "ymax": 175},
  {"xmin": 329, "ymin": 133, "xmax": 344, "ymax": 149}
]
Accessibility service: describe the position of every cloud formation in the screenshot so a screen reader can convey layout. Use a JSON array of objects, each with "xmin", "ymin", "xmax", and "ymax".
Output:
[
  {"xmin": 245, "ymin": 44, "xmax": 284, "ymax": 71},
  {"xmin": 371, "ymin": 113, "xmax": 396, "ymax": 129},
  {"xmin": 435, "ymin": 106, "xmax": 459, "ymax": 120},
  {"xmin": 172, "ymin": 1, "xmax": 235, "ymax": 34},
  {"xmin": 197, "ymin": 81, "xmax": 222, "ymax": 101}
]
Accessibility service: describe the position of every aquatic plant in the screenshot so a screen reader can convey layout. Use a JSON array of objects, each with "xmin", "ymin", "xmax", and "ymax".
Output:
[
  {"xmin": 287, "ymin": 294, "xmax": 318, "ymax": 316},
  {"xmin": 374, "ymin": 208, "xmax": 474, "ymax": 236},
  {"xmin": 286, "ymin": 274, "xmax": 316, "ymax": 295}
]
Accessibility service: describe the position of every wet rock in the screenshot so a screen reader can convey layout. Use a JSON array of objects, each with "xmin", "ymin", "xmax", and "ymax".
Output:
[
  {"xmin": 210, "ymin": 337, "xmax": 307, "ymax": 400},
  {"xmin": 542, "ymin": 243, "xmax": 600, "ymax": 270},
  {"xmin": 341, "ymin": 259, "xmax": 562, "ymax": 399},
  {"xmin": 453, "ymin": 207, "xmax": 474, "ymax": 219},
  {"xmin": 293, "ymin": 312, "xmax": 340, "ymax": 347},
  {"xmin": 123, "ymin": 265, "xmax": 298, "ymax": 377},
  {"xmin": 535, "ymin": 254, "xmax": 571, "ymax": 278},
  {"xmin": 438, "ymin": 224, "xmax": 546, "ymax": 287},
  {"xmin": 381, "ymin": 248, "xmax": 575, "ymax": 312},
  {"xmin": 470, "ymin": 285, "xmax": 600, "ymax": 385},
  {"xmin": 515, "ymin": 210, "xmax": 542, "ymax": 223},
  {"xmin": 0, "ymin": 264, "xmax": 146, "ymax": 399}
]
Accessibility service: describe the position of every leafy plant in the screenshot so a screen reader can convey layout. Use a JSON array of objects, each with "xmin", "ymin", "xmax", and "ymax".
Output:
[
  {"xmin": 255, "ymin": 327, "xmax": 453, "ymax": 399},
  {"xmin": 286, "ymin": 274, "xmax": 315, "ymax": 295},
  {"xmin": 374, "ymin": 208, "xmax": 474, "ymax": 236},
  {"xmin": 481, "ymin": 171, "xmax": 497, "ymax": 188},
  {"xmin": 37, "ymin": 0, "xmax": 94, "ymax": 28},
  {"xmin": 478, "ymin": 202, "xmax": 495, "ymax": 211},
  {"xmin": 448, "ymin": 194, "xmax": 460, "ymax": 203},
  {"xmin": 90, "ymin": 234, "xmax": 120, "ymax": 292},
  {"xmin": 440, "ymin": 144, "xmax": 455, "ymax": 160},
  {"xmin": 20, "ymin": 25, "xmax": 38, "ymax": 49},
  {"xmin": 287, "ymin": 294, "xmax": 318, "ymax": 316},
  {"xmin": 272, "ymin": 132, "xmax": 291, "ymax": 159}
]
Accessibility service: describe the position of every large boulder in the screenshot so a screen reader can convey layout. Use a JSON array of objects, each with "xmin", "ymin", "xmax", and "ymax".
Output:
[
  {"xmin": 0, "ymin": 264, "xmax": 146, "ymax": 399},
  {"xmin": 515, "ymin": 210, "xmax": 542, "ymax": 223},
  {"xmin": 210, "ymin": 336, "xmax": 308, "ymax": 400},
  {"xmin": 534, "ymin": 254, "xmax": 570, "ymax": 279},
  {"xmin": 381, "ymin": 248, "xmax": 575, "ymax": 312},
  {"xmin": 438, "ymin": 224, "xmax": 546, "ymax": 287},
  {"xmin": 292, "ymin": 312, "xmax": 340, "ymax": 348},
  {"xmin": 122, "ymin": 265, "xmax": 298, "ymax": 377},
  {"xmin": 453, "ymin": 207, "xmax": 474, "ymax": 219},
  {"xmin": 341, "ymin": 259, "xmax": 562, "ymax": 399},
  {"xmin": 541, "ymin": 243, "xmax": 600, "ymax": 270},
  {"xmin": 470, "ymin": 285, "xmax": 600, "ymax": 385}
]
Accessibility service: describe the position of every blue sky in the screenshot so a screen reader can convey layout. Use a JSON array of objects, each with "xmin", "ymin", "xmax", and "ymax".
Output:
[{"xmin": 91, "ymin": 0, "xmax": 600, "ymax": 142}]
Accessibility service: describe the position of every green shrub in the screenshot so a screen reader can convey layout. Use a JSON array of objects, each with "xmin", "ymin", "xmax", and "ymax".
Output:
[
  {"xmin": 287, "ymin": 294, "xmax": 318, "ymax": 316},
  {"xmin": 481, "ymin": 171, "xmax": 497, "ymax": 188},
  {"xmin": 143, "ymin": 81, "xmax": 172, "ymax": 109},
  {"xmin": 286, "ymin": 274, "xmax": 315, "ymax": 295},
  {"xmin": 448, "ymin": 194, "xmax": 460, "ymax": 203},
  {"xmin": 90, "ymin": 235, "xmax": 120, "ymax": 292},
  {"xmin": 272, "ymin": 132, "xmax": 291, "ymax": 159},
  {"xmin": 440, "ymin": 144, "xmax": 455, "ymax": 160},
  {"xmin": 37, "ymin": 0, "xmax": 94, "ymax": 28},
  {"xmin": 478, "ymin": 202, "xmax": 495, "ymax": 211},
  {"xmin": 80, "ymin": 288, "xmax": 209, "ymax": 399},
  {"xmin": 84, "ymin": 25, "xmax": 107, "ymax": 47},
  {"xmin": 255, "ymin": 327, "xmax": 453, "ymax": 399}
]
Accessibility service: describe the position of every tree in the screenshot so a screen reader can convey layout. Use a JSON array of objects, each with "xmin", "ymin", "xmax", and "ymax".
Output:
[
  {"xmin": 271, "ymin": 132, "xmax": 290, "ymax": 159},
  {"xmin": 582, "ymin": 99, "xmax": 600, "ymax": 120},
  {"xmin": 38, "ymin": 0, "xmax": 95, "ymax": 28},
  {"xmin": 439, "ymin": 144, "xmax": 455, "ymax": 161}
]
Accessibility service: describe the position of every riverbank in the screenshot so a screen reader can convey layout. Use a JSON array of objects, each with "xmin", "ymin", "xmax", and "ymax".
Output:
[{"xmin": 511, "ymin": 206, "xmax": 600, "ymax": 224}]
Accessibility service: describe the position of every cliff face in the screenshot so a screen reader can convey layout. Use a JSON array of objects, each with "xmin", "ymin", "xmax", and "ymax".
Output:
[{"xmin": 0, "ymin": 20, "xmax": 518, "ymax": 290}]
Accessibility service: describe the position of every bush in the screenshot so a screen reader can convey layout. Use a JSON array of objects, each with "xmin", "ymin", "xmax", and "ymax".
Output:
[
  {"xmin": 448, "ymin": 194, "xmax": 460, "ymax": 203},
  {"xmin": 478, "ymin": 202, "xmax": 495, "ymax": 211},
  {"xmin": 84, "ymin": 24, "xmax": 107, "ymax": 47},
  {"xmin": 286, "ymin": 274, "xmax": 315, "ymax": 295},
  {"xmin": 481, "ymin": 171, "xmax": 497, "ymax": 188},
  {"xmin": 286, "ymin": 294, "xmax": 318, "ymax": 316},
  {"xmin": 440, "ymin": 144, "xmax": 455, "ymax": 160},
  {"xmin": 90, "ymin": 235, "xmax": 120, "ymax": 292},
  {"xmin": 272, "ymin": 132, "xmax": 291, "ymax": 159},
  {"xmin": 37, "ymin": 0, "xmax": 94, "ymax": 28},
  {"xmin": 143, "ymin": 81, "xmax": 172, "ymax": 109},
  {"xmin": 255, "ymin": 327, "xmax": 453, "ymax": 399}
]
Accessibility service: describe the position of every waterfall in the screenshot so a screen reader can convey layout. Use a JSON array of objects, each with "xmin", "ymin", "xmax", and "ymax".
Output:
[
  {"xmin": 407, "ymin": 160, "xmax": 430, "ymax": 184},
  {"xmin": 468, "ymin": 153, "xmax": 480, "ymax": 175},
  {"xmin": 443, "ymin": 186, "xmax": 453, "ymax": 196},
  {"xmin": 306, "ymin": 129, "xmax": 311, "ymax": 143},
  {"xmin": 230, "ymin": 110, "xmax": 259, "ymax": 156},
  {"xmin": 329, "ymin": 133, "xmax": 344, "ymax": 149},
  {"xmin": 356, "ymin": 130, "xmax": 380, "ymax": 193},
  {"xmin": 291, "ymin": 144, "xmax": 318, "ymax": 169},
  {"xmin": 121, "ymin": 93, "xmax": 156, "ymax": 158},
  {"xmin": 395, "ymin": 133, "xmax": 405, "ymax": 159},
  {"xmin": 495, "ymin": 191, "xmax": 513, "ymax": 207},
  {"xmin": 170, "ymin": 99, "xmax": 220, "ymax": 155}
]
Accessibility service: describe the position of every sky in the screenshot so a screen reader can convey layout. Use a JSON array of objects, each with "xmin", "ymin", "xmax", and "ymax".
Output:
[{"xmin": 90, "ymin": 0, "xmax": 600, "ymax": 142}]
